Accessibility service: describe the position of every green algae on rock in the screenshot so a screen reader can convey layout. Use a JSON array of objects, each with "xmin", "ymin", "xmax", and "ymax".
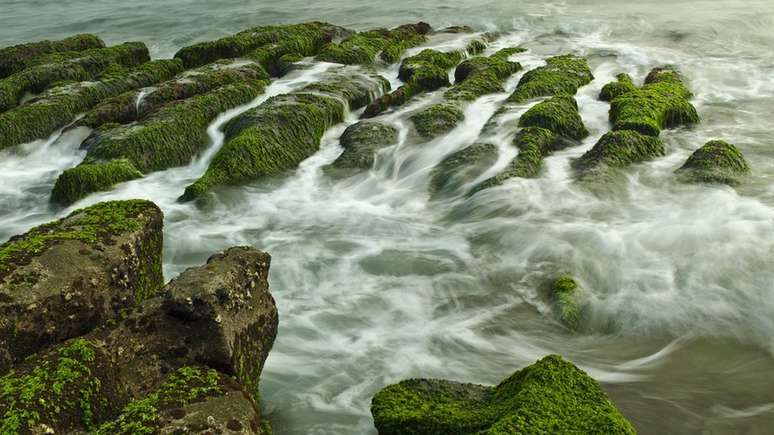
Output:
[
  {"xmin": 0, "ymin": 34, "xmax": 105, "ymax": 79},
  {"xmin": 410, "ymin": 103, "xmax": 465, "ymax": 139},
  {"xmin": 371, "ymin": 354, "xmax": 635, "ymax": 435},
  {"xmin": 429, "ymin": 143, "xmax": 499, "ymax": 198},
  {"xmin": 507, "ymin": 54, "xmax": 593, "ymax": 103},
  {"xmin": 518, "ymin": 94, "xmax": 588, "ymax": 140},
  {"xmin": 599, "ymin": 73, "xmax": 635, "ymax": 102},
  {"xmin": 181, "ymin": 69, "xmax": 388, "ymax": 200},
  {"xmin": 445, "ymin": 47, "xmax": 524, "ymax": 102},
  {"xmin": 317, "ymin": 22, "xmax": 431, "ymax": 65},
  {"xmin": 50, "ymin": 159, "xmax": 144, "ymax": 206},
  {"xmin": 79, "ymin": 60, "xmax": 269, "ymax": 128},
  {"xmin": 473, "ymin": 127, "xmax": 557, "ymax": 192},
  {"xmin": 174, "ymin": 22, "xmax": 347, "ymax": 69},
  {"xmin": 609, "ymin": 67, "xmax": 699, "ymax": 136},
  {"xmin": 550, "ymin": 275, "xmax": 584, "ymax": 330},
  {"xmin": 0, "ymin": 199, "xmax": 163, "ymax": 374},
  {"xmin": 0, "ymin": 59, "xmax": 183, "ymax": 151},
  {"xmin": 325, "ymin": 121, "xmax": 399, "ymax": 175},
  {"xmin": 573, "ymin": 130, "xmax": 665, "ymax": 179},
  {"xmin": 676, "ymin": 139, "xmax": 750, "ymax": 185}
]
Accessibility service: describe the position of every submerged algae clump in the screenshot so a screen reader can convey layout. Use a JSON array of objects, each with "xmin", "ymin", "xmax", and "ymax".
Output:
[
  {"xmin": 317, "ymin": 22, "xmax": 431, "ymax": 65},
  {"xmin": 550, "ymin": 275, "xmax": 584, "ymax": 330},
  {"xmin": 518, "ymin": 94, "xmax": 588, "ymax": 141},
  {"xmin": 410, "ymin": 103, "xmax": 465, "ymax": 139},
  {"xmin": 676, "ymin": 139, "xmax": 750, "ymax": 185},
  {"xmin": 429, "ymin": 143, "xmax": 499, "ymax": 198},
  {"xmin": 507, "ymin": 54, "xmax": 593, "ymax": 103},
  {"xmin": 326, "ymin": 121, "xmax": 399, "ymax": 175},
  {"xmin": 371, "ymin": 354, "xmax": 635, "ymax": 434},
  {"xmin": 599, "ymin": 73, "xmax": 635, "ymax": 102},
  {"xmin": 0, "ymin": 34, "xmax": 105, "ymax": 79}
]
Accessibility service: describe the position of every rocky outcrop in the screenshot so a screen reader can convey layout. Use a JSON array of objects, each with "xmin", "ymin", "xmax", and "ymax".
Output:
[
  {"xmin": 0, "ymin": 34, "xmax": 105, "ymax": 79},
  {"xmin": 325, "ymin": 121, "xmax": 399, "ymax": 175},
  {"xmin": 676, "ymin": 139, "xmax": 749, "ymax": 185},
  {"xmin": 599, "ymin": 73, "xmax": 635, "ymax": 102},
  {"xmin": 0, "ymin": 199, "xmax": 164, "ymax": 374},
  {"xmin": 316, "ymin": 22, "xmax": 431, "ymax": 65},
  {"xmin": 410, "ymin": 103, "xmax": 465, "ymax": 139},
  {"xmin": 517, "ymin": 94, "xmax": 588, "ymax": 141},
  {"xmin": 371, "ymin": 354, "xmax": 635, "ymax": 434},
  {"xmin": 507, "ymin": 54, "xmax": 593, "ymax": 103}
]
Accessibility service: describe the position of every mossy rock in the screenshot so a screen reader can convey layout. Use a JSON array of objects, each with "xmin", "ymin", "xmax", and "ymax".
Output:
[
  {"xmin": 609, "ymin": 67, "xmax": 699, "ymax": 136},
  {"xmin": 429, "ymin": 143, "xmax": 499, "ymax": 198},
  {"xmin": 0, "ymin": 59, "xmax": 183, "ymax": 150},
  {"xmin": 599, "ymin": 73, "xmax": 635, "ymax": 102},
  {"xmin": 50, "ymin": 159, "xmax": 143, "ymax": 205},
  {"xmin": 507, "ymin": 54, "xmax": 593, "ymax": 103},
  {"xmin": 325, "ymin": 121, "xmax": 399, "ymax": 175},
  {"xmin": 676, "ymin": 139, "xmax": 750, "ymax": 185},
  {"xmin": 79, "ymin": 60, "xmax": 268, "ymax": 128},
  {"xmin": 573, "ymin": 130, "xmax": 665, "ymax": 179},
  {"xmin": 550, "ymin": 276, "xmax": 584, "ymax": 330},
  {"xmin": 0, "ymin": 199, "xmax": 163, "ymax": 375},
  {"xmin": 472, "ymin": 127, "xmax": 557, "ymax": 192},
  {"xmin": 518, "ymin": 94, "xmax": 588, "ymax": 140},
  {"xmin": 0, "ymin": 34, "xmax": 105, "ymax": 79},
  {"xmin": 317, "ymin": 22, "xmax": 431, "ymax": 65},
  {"xmin": 445, "ymin": 47, "xmax": 524, "ymax": 101},
  {"xmin": 410, "ymin": 103, "xmax": 465, "ymax": 139},
  {"xmin": 371, "ymin": 354, "xmax": 635, "ymax": 434},
  {"xmin": 174, "ymin": 22, "xmax": 347, "ymax": 68}
]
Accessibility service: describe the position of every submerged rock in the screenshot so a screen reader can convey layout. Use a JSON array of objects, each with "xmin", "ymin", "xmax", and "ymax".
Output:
[
  {"xmin": 371, "ymin": 354, "xmax": 635, "ymax": 434},
  {"xmin": 599, "ymin": 73, "xmax": 635, "ymax": 102},
  {"xmin": 550, "ymin": 275, "xmax": 584, "ymax": 330},
  {"xmin": 518, "ymin": 94, "xmax": 588, "ymax": 141},
  {"xmin": 473, "ymin": 127, "xmax": 557, "ymax": 191},
  {"xmin": 429, "ymin": 143, "xmax": 499, "ymax": 198},
  {"xmin": 573, "ymin": 130, "xmax": 665, "ymax": 179},
  {"xmin": 0, "ymin": 34, "xmax": 105, "ymax": 79},
  {"xmin": 0, "ymin": 199, "xmax": 163, "ymax": 373},
  {"xmin": 52, "ymin": 80, "xmax": 266, "ymax": 205},
  {"xmin": 0, "ymin": 59, "xmax": 183, "ymax": 151},
  {"xmin": 317, "ymin": 22, "xmax": 431, "ymax": 65},
  {"xmin": 325, "ymin": 121, "xmax": 399, "ymax": 175},
  {"xmin": 507, "ymin": 54, "xmax": 593, "ymax": 103},
  {"xmin": 676, "ymin": 139, "xmax": 750, "ymax": 185},
  {"xmin": 410, "ymin": 103, "xmax": 465, "ymax": 139}
]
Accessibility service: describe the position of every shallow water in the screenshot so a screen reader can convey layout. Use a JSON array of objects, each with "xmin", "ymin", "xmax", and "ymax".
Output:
[{"xmin": 2, "ymin": 1, "xmax": 774, "ymax": 434}]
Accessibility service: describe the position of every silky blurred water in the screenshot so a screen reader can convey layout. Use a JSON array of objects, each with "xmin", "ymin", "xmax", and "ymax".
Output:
[{"xmin": 1, "ymin": 1, "xmax": 774, "ymax": 434}]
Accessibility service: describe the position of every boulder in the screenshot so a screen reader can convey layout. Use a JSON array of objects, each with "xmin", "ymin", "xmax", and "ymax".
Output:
[
  {"xmin": 518, "ymin": 94, "xmax": 588, "ymax": 141},
  {"xmin": 444, "ymin": 47, "xmax": 523, "ymax": 102},
  {"xmin": 410, "ymin": 103, "xmax": 465, "ymax": 139},
  {"xmin": 507, "ymin": 54, "xmax": 593, "ymax": 103},
  {"xmin": 599, "ymin": 73, "xmax": 635, "ymax": 102},
  {"xmin": 573, "ymin": 130, "xmax": 665, "ymax": 179},
  {"xmin": 676, "ymin": 139, "xmax": 750, "ymax": 185}
]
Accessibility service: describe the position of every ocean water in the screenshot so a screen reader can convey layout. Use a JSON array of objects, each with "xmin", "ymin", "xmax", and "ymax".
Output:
[{"xmin": 2, "ymin": 1, "xmax": 774, "ymax": 433}]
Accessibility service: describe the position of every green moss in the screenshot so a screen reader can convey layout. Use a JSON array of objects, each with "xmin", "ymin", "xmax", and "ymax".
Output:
[
  {"xmin": 518, "ymin": 95, "xmax": 588, "ymax": 140},
  {"xmin": 573, "ymin": 130, "xmax": 665, "ymax": 178},
  {"xmin": 445, "ymin": 48, "xmax": 524, "ymax": 102},
  {"xmin": 94, "ymin": 366, "xmax": 224, "ymax": 435},
  {"xmin": 609, "ymin": 67, "xmax": 699, "ymax": 136},
  {"xmin": 371, "ymin": 354, "xmax": 635, "ymax": 435},
  {"xmin": 317, "ymin": 23, "xmax": 430, "ymax": 65},
  {"xmin": 244, "ymin": 23, "xmax": 336, "ymax": 76},
  {"xmin": 676, "ymin": 139, "xmax": 750, "ymax": 185},
  {"xmin": 507, "ymin": 54, "xmax": 593, "ymax": 103},
  {"xmin": 473, "ymin": 127, "xmax": 557, "ymax": 192},
  {"xmin": 50, "ymin": 159, "xmax": 143, "ymax": 206},
  {"xmin": 429, "ymin": 143, "xmax": 498, "ymax": 198},
  {"xmin": 174, "ymin": 22, "xmax": 344, "ymax": 68},
  {"xmin": 0, "ymin": 200, "xmax": 160, "ymax": 282},
  {"xmin": 326, "ymin": 121, "xmax": 398, "ymax": 174},
  {"xmin": 550, "ymin": 276, "xmax": 583, "ymax": 330},
  {"xmin": 410, "ymin": 103, "xmax": 465, "ymax": 139},
  {"xmin": 0, "ymin": 59, "xmax": 183, "ymax": 151},
  {"xmin": 599, "ymin": 73, "xmax": 635, "ymax": 102},
  {"xmin": 0, "ymin": 339, "xmax": 109, "ymax": 433},
  {"xmin": 0, "ymin": 34, "xmax": 105, "ymax": 79},
  {"xmin": 80, "ymin": 60, "xmax": 268, "ymax": 128}
]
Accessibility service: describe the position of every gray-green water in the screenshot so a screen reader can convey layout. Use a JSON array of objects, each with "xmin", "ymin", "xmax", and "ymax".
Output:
[{"xmin": 1, "ymin": 1, "xmax": 774, "ymax": 434}]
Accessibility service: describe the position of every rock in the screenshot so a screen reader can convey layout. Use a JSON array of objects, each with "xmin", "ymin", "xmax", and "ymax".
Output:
[
  {"xmin": 676, "ymin": 139, "xmax": 750, "ymax": 185},
  {"xmin": 0, "ymin": 199, "xmax": 164, "ymax": 374},
  {"xmin": 410, "ymin": 103, "xmax": 465, "ymax": 139},
  {"xmin": 507, "ymin": 54, "xmax": 593, "ymax": 103},
  {"xmin": 51, "ymin": 81, "xmax": 267, "ymax": 205},
  {"xmin": 317, "ymin": 22, "xmax": 431, "ymax": 65},
  {"xmin": 0, "ymin": 59, "xmax": 183, "ymax": 150},
  {"xmin": 371, "ymin": 354, "xmax": 636, "ymax": 434},
  {"xmin": 550, "ymin": 275, "xmax": 583, "ymax": 330},
  {"xmin": 174, "ymin": 22, "xmax": 348, "ymax": 69},
  {"xmin": 0, "ymin": 42, "xmax": 150, "ymax": 112},
  {"xmin": 0, "ymin": 34, "xmax": 105, "ymax": 79},
  {"xmin": 78, "ymin": 60, "xmax": 269, "ymax": 128},
  {"xmin": 181, "ymin": 68, "xmax": 389, "ymax": 201},
  {"xmin": 609, "ymin": 67, "xmax": 699, "ymax": 136},
  {"xmin": 599, "ymin": 73, "xmax": 635, "ymax": 102},
  {"xmin": 0, "ymin": 246, "xmax": 277, "ymax": 433},
  {"xmin": 325, "ymin": 121, "xmax": 399, "ymax": 175},
  {"xmin": 573, "ymin": 130, "xmax": 665, "ymax": 179},
  {"xmin": 518, "ymin": 94, "xmax": 588, "ymax": 140},
  {"xmin": 429, "ymin": 143, "xmax": 498, "ymax": 198},
  {"xmin": 445, "ymin": 47, "xmax": 523, "ymax": 101}
]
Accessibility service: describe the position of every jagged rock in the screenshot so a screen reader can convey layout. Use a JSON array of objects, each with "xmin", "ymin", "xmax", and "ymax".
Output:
[
  {"xmin": 410, "ymin": 103, "xmax": 465, "ymax": 139},
  {"xmin": 181, "ymin": 68, "xmax": 389, "ymax": 200},
  {"xmin": 325, "ymin": 121, "xmax": 398, "ymax": 175},
  {"xmin": 0, "ymin": 34, "xmax": 105, "ymax": 79},
  {"xmin": 429, "ymin": 143, "xmax": 498, "ymax": 198},
  {"xmin": 317, "ymin": 22, "xmax": 431, "ymax": 65},
  {"xmin": 0, "ymin": 59, "xmax": 183, "ymax": 150},
  {"xmin": 573, "ymin": 130, "xmax": 665, "ymax": 179},
  {"xmin": 0, "ymin": 245, "xmax": 277, "ymax": 433},
  {"xmin": 599, "ymin": 73, "xmax": 635, "ymax": 102},
  {"xmin": 0, "ymin": 199, "xmax": 163, "ymax": 374},
  {"xmin": 507, "ymin": 54, "xmax": 593, "ymax": 103},
  {"xmin": 371, "ymin": 354, "xmax": 635, "ymax": 434},
  {"xmin": 676, "ymin": 139, "xmax": 750, "ymax": 185},
  {"xmin": 518, "ymin": 94, "xmax": 588, "ymax": 140}
]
